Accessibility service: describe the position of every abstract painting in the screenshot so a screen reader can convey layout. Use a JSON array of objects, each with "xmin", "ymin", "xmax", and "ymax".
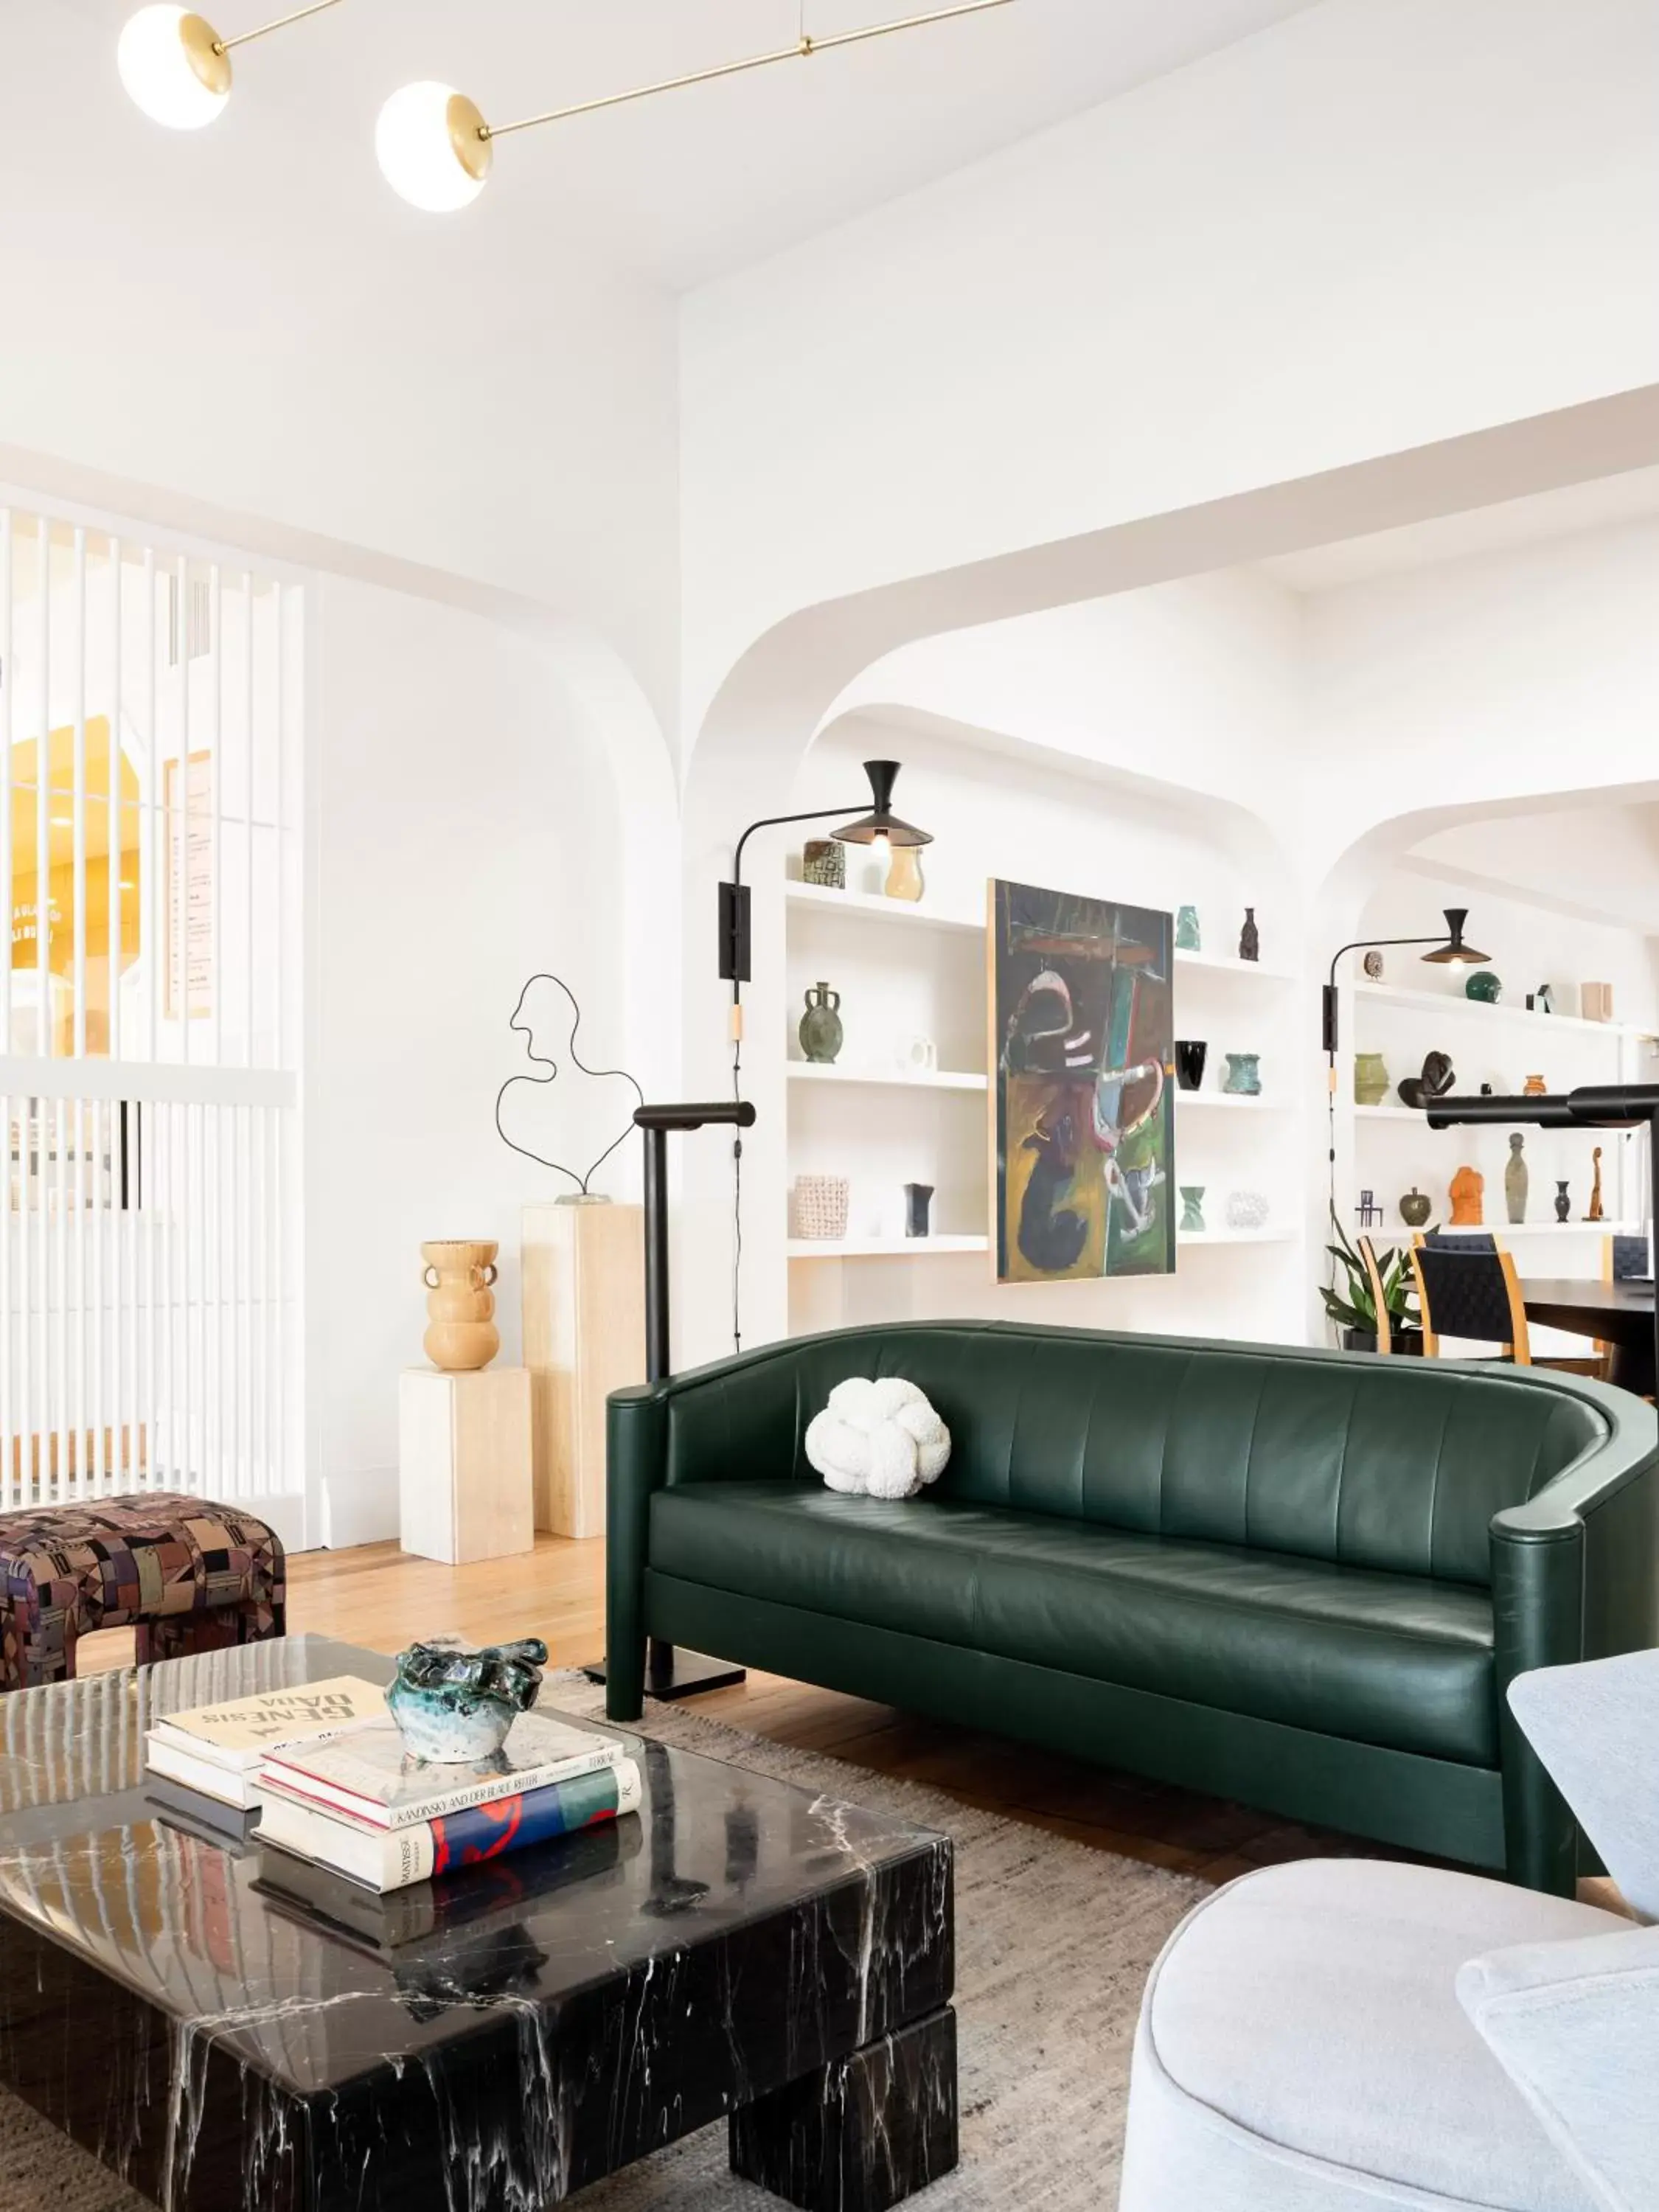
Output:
[{"xmin": 989, "ymin": 880, "xmax": 1175, "ymax": 1284}]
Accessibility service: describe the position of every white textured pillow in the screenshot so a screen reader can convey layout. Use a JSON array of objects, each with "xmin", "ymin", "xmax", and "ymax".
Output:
[{"xmin": 804, "ymin": 1377, "xmax": 951, "ymax": 1500}]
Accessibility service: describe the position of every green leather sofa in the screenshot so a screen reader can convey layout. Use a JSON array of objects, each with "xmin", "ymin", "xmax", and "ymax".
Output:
[{"xmin": 606, "ymin": 1322, "xmax": 1659, "ymax": 1893}]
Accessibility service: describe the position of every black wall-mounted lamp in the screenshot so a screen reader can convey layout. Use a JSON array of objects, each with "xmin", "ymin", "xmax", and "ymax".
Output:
[
  {"xmin": 1321, "ymin": 908, "xmax": 1489, "ymax": 1057},
  {"xmin": 717, "ymin": 760, "xmax": 932, "ymax": 987}
]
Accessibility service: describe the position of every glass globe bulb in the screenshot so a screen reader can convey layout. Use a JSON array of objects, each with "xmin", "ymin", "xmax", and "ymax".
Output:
[
  {"xmin": 376, "ymin": 83, "xmax": 491, "ymax": 213},
  {"xmin": 118, "ymin": 7, "xmax": 230, "ymax": 131}
]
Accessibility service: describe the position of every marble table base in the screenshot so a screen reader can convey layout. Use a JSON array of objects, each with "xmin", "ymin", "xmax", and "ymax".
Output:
[{"xmin": 732, "ymin": 2007, "xmax": 959, "ymax": 2212}]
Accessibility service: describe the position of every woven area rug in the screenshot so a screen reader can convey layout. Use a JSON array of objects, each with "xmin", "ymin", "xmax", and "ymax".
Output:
[{"xmin": 0, "ymin": 1676, "xmax": 1206, "ymax": 2211}]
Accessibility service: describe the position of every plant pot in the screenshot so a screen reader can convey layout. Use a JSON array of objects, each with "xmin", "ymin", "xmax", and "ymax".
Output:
[{"xmin": 1343, "ymin": 1326, "xmax": 1424, "ymax": 1356}]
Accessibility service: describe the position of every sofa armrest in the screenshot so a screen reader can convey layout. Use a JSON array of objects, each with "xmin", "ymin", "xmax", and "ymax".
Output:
[
  {"xmin": 1488, "ymin": 1378, "xmax": 1658, "ymax": 1890},
  {"xmin": 1457, "ymin": 1925, "xmax": 1659, "ymax": 2212}
]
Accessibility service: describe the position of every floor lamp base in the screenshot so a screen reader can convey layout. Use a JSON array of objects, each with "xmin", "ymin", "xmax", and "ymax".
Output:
[{"xmin": 581, "ymin": 1643, "xmax": 748, "ymax": 1699}]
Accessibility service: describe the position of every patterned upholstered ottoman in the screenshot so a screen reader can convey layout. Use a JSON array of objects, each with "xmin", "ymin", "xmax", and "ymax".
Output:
[{"xmin": 0, "ymin": 1495, "xmax": 286, "ymax": 1691}]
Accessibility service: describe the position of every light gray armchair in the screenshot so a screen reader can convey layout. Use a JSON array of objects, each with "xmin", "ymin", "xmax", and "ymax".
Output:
[{"xmin": 1120, "ymin": 1652, "xmax": 1659, "ymax": 2212}]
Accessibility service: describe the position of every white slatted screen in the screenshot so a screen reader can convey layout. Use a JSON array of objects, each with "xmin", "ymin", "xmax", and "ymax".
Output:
[{"xmin": 0, "ymin": 504, "xmax": 300, "ymax": 1509}]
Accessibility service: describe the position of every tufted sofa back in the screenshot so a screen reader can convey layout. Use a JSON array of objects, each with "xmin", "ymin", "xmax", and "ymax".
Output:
[{"xmin": 661, "ymin": 1321, "xmax": 1606, "ymax": 1588}]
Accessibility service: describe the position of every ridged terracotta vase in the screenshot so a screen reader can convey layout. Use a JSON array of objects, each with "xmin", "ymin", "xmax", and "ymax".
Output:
[{"xmin": 421, "ymin": 1239, "xmax": 500, "ymax": 1372}]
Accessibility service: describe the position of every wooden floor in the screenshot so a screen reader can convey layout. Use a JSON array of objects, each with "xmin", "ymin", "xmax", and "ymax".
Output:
[{"xmin": 278, "ymin": 1535, "xmax": 1401, "ymax": 1888}]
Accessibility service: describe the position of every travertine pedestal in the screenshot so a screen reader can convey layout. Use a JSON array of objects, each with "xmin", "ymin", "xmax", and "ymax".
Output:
[
  {"xmin": 398, "ymin": 1366, "xmax": 534, "ymax": 1565},
  {"xmin": 522, "ymin": 1200, "xmax": 645, "ymax": 1539}
]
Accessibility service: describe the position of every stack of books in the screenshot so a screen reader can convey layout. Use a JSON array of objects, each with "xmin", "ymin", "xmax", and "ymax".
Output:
[
  {"xmin": 257, "ymin": 1711, "xmax": 641, "ymax": 1893},
  {"xmin": 145, "ymin": 1677, "xmax": 389, "ymax": 1832}
]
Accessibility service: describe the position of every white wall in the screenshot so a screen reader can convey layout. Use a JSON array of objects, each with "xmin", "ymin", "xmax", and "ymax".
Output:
[
  {"xmin": 0, "ymin": 4, "xmax": 681, "ymax": 736},
  {"xmin": 681, "ymin": 0, "xmax": 1659, "ymax": 737},
  {"xmin": 307, "ymin": 577, "xmax": 632, "ymax": 1543}
]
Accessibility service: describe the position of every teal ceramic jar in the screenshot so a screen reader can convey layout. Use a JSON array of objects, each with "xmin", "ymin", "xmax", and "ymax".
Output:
[
  {"xmin": 1180, "ymin": 1186, "xmax": 1206, "ymax": 1233},
  {"xmin": 1175, "ymin": 905, "xmax": 1201, "ymax": 952},
  {"xmin": 1465, "ymin": 971, "xmax": 1502, "ymax": 1004},
  {"xmin": 1222, "ymin": 1052, "xmax": 1262, "ymax": 1096}
]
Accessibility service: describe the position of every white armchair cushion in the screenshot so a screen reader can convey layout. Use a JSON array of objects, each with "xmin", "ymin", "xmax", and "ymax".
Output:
[
  {"xmin": 1121, "ymin": 1860, "xmax": 1623, "ymax": 2212},
  {"xmin": 1458, "ymin": 1925, "xmax": 1659, "ymax": 2212}
]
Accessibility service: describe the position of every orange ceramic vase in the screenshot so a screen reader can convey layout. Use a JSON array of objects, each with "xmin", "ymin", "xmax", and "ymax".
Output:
[{"xmin": 421, "ymin": 1239, "xmax": 500, "ymax": 1371}]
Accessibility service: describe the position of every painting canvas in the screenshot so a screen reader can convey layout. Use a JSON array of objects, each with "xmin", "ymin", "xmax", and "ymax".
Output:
[{"xmin": 990, "ymin": 880, "xmax": 1175, "ymax": 1284}]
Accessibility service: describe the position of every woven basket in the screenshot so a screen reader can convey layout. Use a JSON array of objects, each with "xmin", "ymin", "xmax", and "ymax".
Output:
[{"xmin": 793, "ymin": 1175, "xmax": 850, "ymax": 1240}]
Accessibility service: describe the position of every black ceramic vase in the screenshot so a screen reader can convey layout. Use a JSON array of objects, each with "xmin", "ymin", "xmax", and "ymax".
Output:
[
  {"xmin": 1554, "ymin": 1180, "xmax": 1571, "ymax": 1223},
  {"xmin": 905, "ymin": 1182, "xmax": 934, "ymax": 1238},
  {"xmin": 1175, "ymin": 1040, "xmax": 1208, "ymax": 1091},
  {"xmin": 1239, "ymin": 908, "xmax": 1259, "ymax": 963}
]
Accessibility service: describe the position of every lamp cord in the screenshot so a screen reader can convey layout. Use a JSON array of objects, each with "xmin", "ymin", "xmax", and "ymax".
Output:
[{"xmin": 732, "ymin": 984, "xmax": 744, "ymax": 1356}]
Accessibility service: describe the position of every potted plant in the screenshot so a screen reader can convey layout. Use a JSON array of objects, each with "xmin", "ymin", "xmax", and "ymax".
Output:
[{"xmin": 1322, "ymin": 1212, "xmax": 1425, "ymax": 1354}]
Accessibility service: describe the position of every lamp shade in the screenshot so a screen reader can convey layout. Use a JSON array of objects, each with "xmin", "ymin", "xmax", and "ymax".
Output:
[
  {"xmin": 118, "ymin": 7, "xmax": 230, "ymax": 129},
  {"xmin": 831, "ymin": 761, "xmax": 932, "ymax": 849},
  {"xmin": 1419, "ymin": 908, "xmax": 1490, "ymax": 966},
  {"xmin": 375, "ymin": 83, "xmax": 493, "ymax": 212}
]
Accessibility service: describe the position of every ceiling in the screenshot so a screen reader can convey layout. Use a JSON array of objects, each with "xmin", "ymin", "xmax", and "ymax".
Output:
[
  {"xmin": 1256, "ymin": 465, "xmax": 1659, "ymax": 595},
  {"xmin": 70, "ymin": 0, "xmax": 1324, "ymax": 289}
]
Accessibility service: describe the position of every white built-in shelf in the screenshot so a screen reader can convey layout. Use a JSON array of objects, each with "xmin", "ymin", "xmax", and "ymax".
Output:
[
  {"xmin": 786, "ymin": 1061, "xmax": 988, "ymax": 1093},
  {"xmin": 1351, "ymin": 1217, "xmax": 1642, "ymax": 1241},
  {"xmin": 784, "ymin": 880, "xmax": 983, "ymax": 936},
  {"xmin": 785, "ymin": 883, "xmax": 1297, "ymax": 986},
  {"xmin": 1176, "ymin": 1091, "xmax": 1286, "ymax": 1112},
  {"xmin": 1178, "ymin": 1227, "xmax": 1292, "ymax": 1246},
  {"xmin": 787, "ymin": 1234, "xmax": 990, "ymax": 1260},
  {"xmin": 1175, "ymin": 947, "xmax": 1294, "ymax": 983},
  {"xmin": 1352, "ymin": 980, "xmax": 1656, "ymax": 1044},
  {"xmin": 1354, "ymin": 1103, "xmax": 1430, "ymax": 1121}
]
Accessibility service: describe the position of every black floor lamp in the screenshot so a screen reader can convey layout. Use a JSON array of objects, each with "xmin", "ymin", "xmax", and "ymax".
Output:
[
  {"xmin": 1426, "ymin": 1085, "xmax": 1659, "ymax": 1390},
  {"xmin": 583, "ymin": 1098, "xmax": 758, "ymax": 1700}
]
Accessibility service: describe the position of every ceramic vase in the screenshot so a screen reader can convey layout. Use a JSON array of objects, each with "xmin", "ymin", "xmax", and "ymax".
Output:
[
  {"xmin": 1239, "ymin": 908, "xmax": 1260, "ymax": 963},
  {"xmin": 1225, "ymin": 1190, "xmax": 1270, "ymax": 1231},
  {"xmin": 1466, "ymin": 970, "xmax": 1502, "ymax": 1004},
  {"xmin": 1399, "ymin": 1187, "xmax": 1432, "ymax": 1228},
  {"xmin": 1180, "ymin": 1186, "xmax": 1206, "ymax": 1233},
  {"xmin": 1175, "ymin": 905, "xmax": 1201, "ymax": 953},
  {"xmin": 1505, "ymin": 1134, "xmax": 1528, "ymax": 1225},
  {"xmin": 801, "ymin": 838, "xmax": 845, "ymax": 889},
  {"xmin": 421, "ymin": 1239, "xmax": 500, "ymax": 1372},
  {"xmin": 1222, "ymin": 1052, "xmax": 1262, "ymax": 1096},
  {"xmin": 799, "ymin": 981, "xmax": 844, "ymax": 1063},
  {"xmin": 1554, "ymin": 1179, "xmax": 1572, "ymax": 1223},
  {"xmin": 905, "ymin": 1182, "xmax": 934, "ymax": 1238},
  {"xmin": 1354, "ymin": 1052, "xmax": 1391, "ymax": 1107},
  {"xmin": 1523, "ymin": 1074, "xmax": 1547, "ymax": 1096},
  {"xmin": 1175, "ymin": 1040, "xmax": 1208, "ymax": 1091},
  {"xmin": 885, "ymin": 846, "xmax": 925, "ymax": 902}
]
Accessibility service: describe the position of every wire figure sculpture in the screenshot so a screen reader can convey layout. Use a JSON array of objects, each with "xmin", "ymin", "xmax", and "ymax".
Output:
[{"xmin": 495, "ymin": 973, "xmax": 644, "ymax": 1196}]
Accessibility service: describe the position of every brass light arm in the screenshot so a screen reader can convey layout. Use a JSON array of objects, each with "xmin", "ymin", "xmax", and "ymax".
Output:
[
  {"xmin": 217, "ymin": 0, "xmax": 344, "ymax": 55},
  {"xmin": 484, "ymin": 0, "xmax": 1015, "ymax": 141}
]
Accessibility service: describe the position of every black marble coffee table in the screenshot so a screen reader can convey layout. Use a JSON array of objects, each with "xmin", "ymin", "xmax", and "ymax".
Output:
[{"xmin": 0, "ymin": 1634, "xmax": 956, "ymax": 2211}]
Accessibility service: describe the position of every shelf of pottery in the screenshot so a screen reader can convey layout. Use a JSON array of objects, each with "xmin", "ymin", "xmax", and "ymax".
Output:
[
  {"xmin": 782, "ymin": 877, "xmax": 1301, "ymax": 1281},
  {"xmin": 1340, "ymin": 963, "xmax": 1659, "ymax": 1269}
]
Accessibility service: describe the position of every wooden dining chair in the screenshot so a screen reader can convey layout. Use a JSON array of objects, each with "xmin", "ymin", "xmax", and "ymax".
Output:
[
  {"xmin": 1356, "ymin": 1236, "xmax": 1393, "ymax": 1354},
  {"xmin": 1409, "ymin": 1234, "xmax": 1532, "ymax": 1364},
  {"xmin": 1596, "ymin": 1232, "xmax": 1652, "ymax": 1382}
]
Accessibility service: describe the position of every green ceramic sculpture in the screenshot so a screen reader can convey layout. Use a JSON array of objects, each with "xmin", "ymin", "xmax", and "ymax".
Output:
[
  {"xmin": 387, "ymin": 1635, "xmax": 548, "ymax": 1762},
  {"xmin": 1465, "ymin": 971, "xmax": 1502, "ymax": 1004},
  {"xmin": 1175, "ymin": 905, "xmax": 1201, "ymax": 953}
]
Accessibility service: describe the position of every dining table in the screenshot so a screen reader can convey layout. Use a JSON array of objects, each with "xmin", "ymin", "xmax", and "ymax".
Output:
[{"xmin": 1521, "ymin": 1275, "xmax": 1656, "ymax": 1397}]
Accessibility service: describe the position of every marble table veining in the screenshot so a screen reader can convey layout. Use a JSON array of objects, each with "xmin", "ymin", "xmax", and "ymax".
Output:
[{"xmin": 0, "ymin": 1635, "xmax": 956, "ymax": 2211}]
